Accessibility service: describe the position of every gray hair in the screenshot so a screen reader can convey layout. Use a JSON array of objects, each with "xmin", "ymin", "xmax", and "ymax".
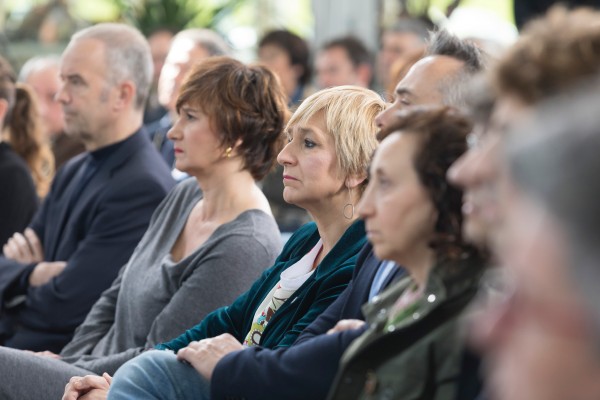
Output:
[
  {"xmin": 506, "ymin": 78, "xmax": 600, "ymax": 338},
  {"xmin": 387, "ymin": 18, "xmax": 431, "ymax": 42},
  {"xmin": 427, "ymin": 30, "xmax": 487, "ymax": 109},
  {"xmin": 70, "ymin": 23, "xmax": 152, "ymax": 110},
  {"xmin": 18, "ymin": 55, "xmax": 61, "ymax": 82},
  {"xmin": 172, "ymin": 28, "xmax": 231, "ymax": 57}
]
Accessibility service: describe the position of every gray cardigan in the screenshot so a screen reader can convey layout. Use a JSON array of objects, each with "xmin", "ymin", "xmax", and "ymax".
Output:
[{"xmin": 59, "ymin": 178, "xmax": 282, "ymax": 374}]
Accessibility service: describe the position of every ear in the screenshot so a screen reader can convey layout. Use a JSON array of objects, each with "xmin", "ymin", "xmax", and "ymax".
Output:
[
  {"xmin": 345, "ymin": 171, "xmax": 367, "ymax": 190},
  {"xmin": 113, "ymin": 80, "xmax": 136, "ymax": 111},
  {"xmin": 0, "ymin": 98, "xmax": 8, "ymax": 123}
]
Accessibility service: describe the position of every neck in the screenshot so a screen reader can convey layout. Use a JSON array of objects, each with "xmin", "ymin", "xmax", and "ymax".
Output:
[
  {"xmin": 308, "ymin": 192, "xmax": 360, "ymax": 262},
  {"xmin": 192, "ymin": 161, "xmax": 266, "ymax": 222},
  {"xmin": 85, "ymin": 112, "xmax": 143, "ymax": 151},
  {"xmin": 397, "ymin": 244, "xmax": 436, "ymax": 289}
]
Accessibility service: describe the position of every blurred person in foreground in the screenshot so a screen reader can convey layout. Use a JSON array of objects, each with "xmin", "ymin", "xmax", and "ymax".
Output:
[
  {"xmin": 444, "ymin": 6, "xmax": 600, "ymax": 400},
  {"xmin": 472, "ymin": 80, "xmax": 600, "ymax": 400},
  {"xmin": 448, "ymin": 5, "xmax": 600, "ymax": 251}
]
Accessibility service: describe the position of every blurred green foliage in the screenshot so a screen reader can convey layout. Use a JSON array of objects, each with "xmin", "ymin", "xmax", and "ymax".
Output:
[{"xmin": 112, "ymin": 0, "xmax": 243, "ymax": 35}]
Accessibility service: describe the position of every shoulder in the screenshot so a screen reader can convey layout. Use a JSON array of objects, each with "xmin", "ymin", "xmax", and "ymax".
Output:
[{"xmin": 208, "ymin": 210, "xmax": 282, "ymax": 258}]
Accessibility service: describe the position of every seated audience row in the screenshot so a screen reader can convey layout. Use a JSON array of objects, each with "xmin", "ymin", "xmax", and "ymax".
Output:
[
  {"xmin": 0, "ymin": 23, "xmax": 175, "ymax": 354},
  {"xmin": 4, "ymin": 5, "xmax": 600, "ymax": 400}
]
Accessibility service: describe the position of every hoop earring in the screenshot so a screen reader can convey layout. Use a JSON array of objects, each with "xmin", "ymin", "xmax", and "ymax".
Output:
[
  {"xmin": 343, "ymin": 186, "xmax": 354, "ymax": 220},
  {"xmin": 225, "ymin": 147, "xmax": 232, "ymax": 158}
]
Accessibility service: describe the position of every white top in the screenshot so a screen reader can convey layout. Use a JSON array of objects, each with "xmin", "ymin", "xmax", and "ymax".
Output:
[{"xmin": 243, "ymin": 239, "xmax": 323, "ymax": 347}]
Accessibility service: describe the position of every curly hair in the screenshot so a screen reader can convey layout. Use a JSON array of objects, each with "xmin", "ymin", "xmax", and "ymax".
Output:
[
  {"xmin": 379, "ymin": 105, "xmax": 480, "ymax": 262},
  {"xmin": 176, "ymin": 56, "xmax": 289, "ymax": 181},
  {"xmin": 494, "ymin": 5, "xmax": 600, "ymax": 105}
]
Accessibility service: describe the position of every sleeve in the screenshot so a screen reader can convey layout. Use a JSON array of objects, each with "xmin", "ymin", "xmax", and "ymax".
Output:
[
  {"xmin": 71, "ymin": 233, "xmax": 277, "ymax": 375},
  {"xmin": 293, "ymin": 278, "xmax": 355, "ymax": 345},
  {"xmin": 211, "ymin": 326, "xmax": 368, "ymax": 400},
  {"xmin": 13, "ymin": 177, "xmax": 169, "ymax": 335},
  {"xmin": 0, "ymin": 162, "xmax": 37, "ymax": 247}
]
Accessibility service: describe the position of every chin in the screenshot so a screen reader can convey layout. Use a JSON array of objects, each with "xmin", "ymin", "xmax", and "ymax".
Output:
[
  {"xmin": 371, "ymin": 243, "xmax": 391, "ymax": 262},
  {"xmin": 463, "ymin": 220, "xmax": 489, "ymax": 248}
]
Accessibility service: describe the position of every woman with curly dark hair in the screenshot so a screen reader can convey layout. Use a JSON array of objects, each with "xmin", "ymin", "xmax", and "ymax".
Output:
[{"xmin": 328, "ymin": 105, "xmax": 486, "ymax": 400}]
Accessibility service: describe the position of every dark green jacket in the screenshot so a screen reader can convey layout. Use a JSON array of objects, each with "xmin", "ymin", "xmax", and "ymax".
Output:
[
  {"xmin": 157, "ymin": 220, "xmax": 366, "ymax": 351},
  {"xmin": 327, "ymin": 257, "xmax": 483, "ymax": 400}
]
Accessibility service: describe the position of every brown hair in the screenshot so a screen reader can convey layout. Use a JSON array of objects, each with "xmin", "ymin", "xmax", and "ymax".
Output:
[
  {"xmin": 380, "ymin": 106, "xmax": 479, "ymax": 262},
  {"xmin": 0, "ymin": 56, "xmax": 53, "ymax": 198},
  {"xmin": 176, "ymin": 56, "xmax": 289, "ymax": 180},
  {"xmin": 494, "ymin": 6, "xmax": 600, "ymax": 105}
]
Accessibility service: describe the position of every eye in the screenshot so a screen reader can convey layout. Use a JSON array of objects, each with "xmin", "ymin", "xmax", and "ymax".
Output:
[
  {"xmin": 304, "ymin": 139, "xmax": 316, "ymax": 148},
  {"xmin": 185, "ymin": 111, "xmax": 195, "ymax": 120},
  {"xmin": 377, "ymin": 175, "xmax": 392, "ymax": 189},
  {"xmin": 399, "ymin": 98, "xmax": 411, "ymax": 106}
]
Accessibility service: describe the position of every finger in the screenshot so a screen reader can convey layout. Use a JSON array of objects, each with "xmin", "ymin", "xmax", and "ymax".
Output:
[
  {"xmin": 102, "ymin": 373, "xmax": 112, "ymax": 384},
  {"xmin": 82, "ymin": 375, "xmax": 110, "ymax": 390},
  {"xmin": 24, "ymin": 228, "xmax": 43, "ymax": 261},
  {"xmin": 4, "ymin": 238, "xmax": 20, "ymax": 260},
  {"xmin": 13, "ymin": 233, "xmax": 33, "ymax": 260}
]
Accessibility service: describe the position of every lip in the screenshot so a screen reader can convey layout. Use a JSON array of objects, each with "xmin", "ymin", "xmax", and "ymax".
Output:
[
  {"xmin": 283, "ymin": 174, "xmax": 298, "ymax": 181},
  {"xmin": 365, "ymin": 230, "xmax": 379, "ymax": 240},
  {"xmin": 173, "ymin": 148, "xmax": 183, "ymax": 154}
]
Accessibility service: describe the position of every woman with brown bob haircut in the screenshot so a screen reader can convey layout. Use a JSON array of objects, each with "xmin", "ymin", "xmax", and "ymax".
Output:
[{"xmin": 0, "ymin": 56, "xmax": 289, "ymax": 400}]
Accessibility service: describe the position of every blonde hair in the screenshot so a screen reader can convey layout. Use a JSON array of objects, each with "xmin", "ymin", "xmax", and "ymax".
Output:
[{"xmin": 287, "ymin": 86, "xmax": 385, "ymax": 190}]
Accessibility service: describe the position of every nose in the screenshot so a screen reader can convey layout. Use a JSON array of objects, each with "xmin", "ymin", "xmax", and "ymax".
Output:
[
  {"xmin": 277, "ymin": 140, "xmax": 295, "ymax": 166},
  {"xmin": 55, "ymin": 81, "xmax": 69, "ymax": 105},
  {"xmin": 447, "ymin": 135, "xmax": 499, "ymax": 188},
  {"xmin": 374, "ymin": 104, "xmax": 397, "ymax": 133},
  {"xmin": 166, "ymin": 117, "xmax": 181, "ymax": 140},
  {"xmin": 356, "ymin": 182, "xmax": 374, "ymax": 219}
]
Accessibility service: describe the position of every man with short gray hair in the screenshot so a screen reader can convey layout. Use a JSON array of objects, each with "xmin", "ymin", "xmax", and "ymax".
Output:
[
  {"xmin": 376, "ymin": 29, "xmax": 485, "ymax": 132},
  {"xmin": 0, "ymin": 23, "xmax": 175, "ymax": 356},
  {"xmin": 19, "ymin": 55, "xmax": 85, "ymax": 168}
]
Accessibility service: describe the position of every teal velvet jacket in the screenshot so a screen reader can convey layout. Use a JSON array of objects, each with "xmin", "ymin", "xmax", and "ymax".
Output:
[{"xmin": 156, "ymin": 220, "xmax": 366, "ymax": 352}]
